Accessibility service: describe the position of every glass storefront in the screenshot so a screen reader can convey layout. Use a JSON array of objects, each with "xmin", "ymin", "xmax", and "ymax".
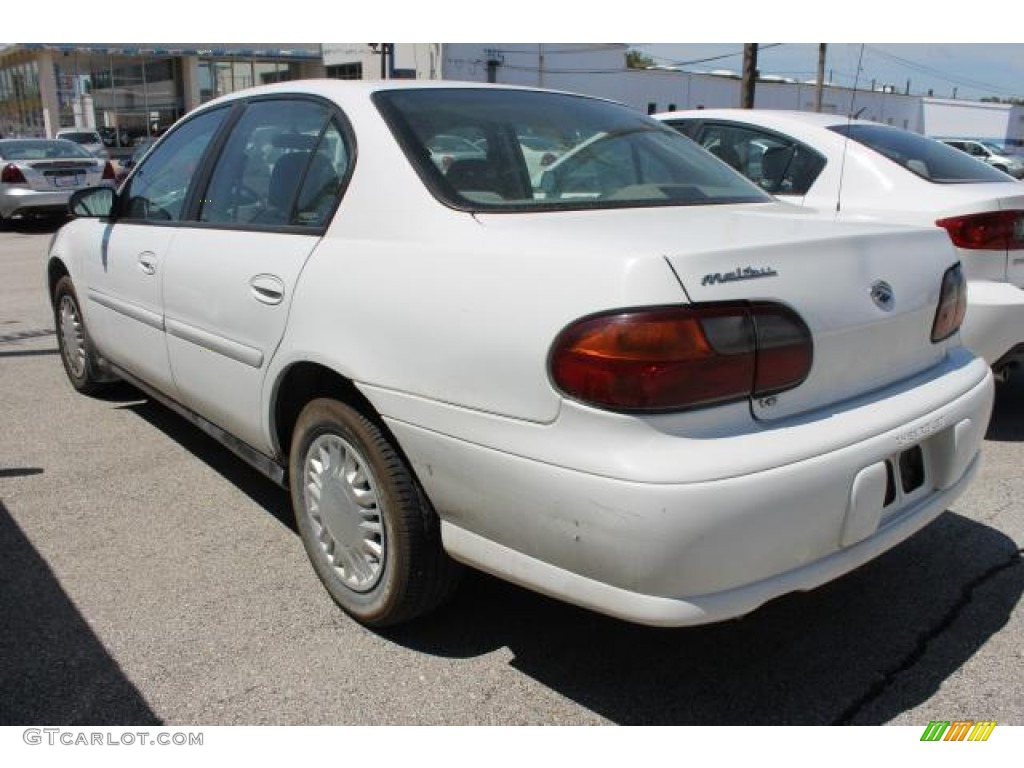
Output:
[
  {"xmin": 0, "ymin": 45, "xmax": 319, "ymax": 143},
  {"xmin": 197, "ymin": 59, "xmax": 302, "ymax": 102},
  {"xmin": 0, "ymin": 53, "xmax": 42, "ymax": 137}
]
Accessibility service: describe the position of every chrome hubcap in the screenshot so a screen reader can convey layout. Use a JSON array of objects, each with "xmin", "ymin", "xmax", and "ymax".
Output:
[
  {"xmin": 303, "ymin": 434, "xmax": 386, "ymax": 592},
  {"xmin": 58, "ymin": 295, "xmax": 86, "ymax": 378}
]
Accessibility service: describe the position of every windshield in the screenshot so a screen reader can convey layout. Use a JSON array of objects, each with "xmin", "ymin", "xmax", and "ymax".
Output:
[
  {"xmin": 829, "ymin": 124, "xmax": 1012, "ymax": 183},
  {"xmin": 374, "ymin": 88, "xmax": 769, "ymax": 211},
  {"xmin": 0, "ymin": 140, "xmax": 94, "ymax": 160}
]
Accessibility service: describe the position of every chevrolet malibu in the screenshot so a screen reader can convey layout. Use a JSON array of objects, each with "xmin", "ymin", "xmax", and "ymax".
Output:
[{"xmin": 48, "ymin": 81, "xmax": 994, "ymax": 628}]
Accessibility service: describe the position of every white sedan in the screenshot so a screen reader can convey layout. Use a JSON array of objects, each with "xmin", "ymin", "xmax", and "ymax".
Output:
[
  {"xmin": 48, "ymin": 81, "xmax": 992, "ymax": 628},
  {"xmin": 657, "ymin": 109, "xmax": 1024, "ymax": 378}
]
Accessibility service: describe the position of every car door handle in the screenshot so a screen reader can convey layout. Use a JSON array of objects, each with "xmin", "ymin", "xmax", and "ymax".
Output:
[
  {"xmin": 138, "ymin": 251, "xmax": 157, "ymax": 275},
  {"xmin": 249, "ymin": 274, "xmax": 285, "ymax": 305}
]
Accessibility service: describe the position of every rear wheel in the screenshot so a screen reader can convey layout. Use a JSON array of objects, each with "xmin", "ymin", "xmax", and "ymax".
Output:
[
  {"xmin": 53, "ymin": 275, "xmax": 108, "ymax": 395},
  {"xmin": 289, "ymin": 398, "xmax": 461, "ymax": 627}
]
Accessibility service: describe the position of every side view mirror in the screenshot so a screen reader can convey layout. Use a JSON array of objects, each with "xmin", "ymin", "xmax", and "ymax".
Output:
[{"xmin": 69, "ymin": 187, "xmax": 116, "ymax": 218}]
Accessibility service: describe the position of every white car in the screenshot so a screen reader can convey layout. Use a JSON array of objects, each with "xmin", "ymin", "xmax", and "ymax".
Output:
[
  {"xmin": 55, "ymin": 129, "xmax": 109, "ymax": 159},
  {"xmin": 48, "ymin": 81, "xmax": 993, "ymax": 628},
  {"xmin": 657, "ymin": 109, "xmax": 1024, "ymax": 378}
]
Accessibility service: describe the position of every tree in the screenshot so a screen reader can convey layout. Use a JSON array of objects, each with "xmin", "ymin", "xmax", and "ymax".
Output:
[{"xmin": 626, "ymin": 49, "xmax": 655, "ymax": 69}]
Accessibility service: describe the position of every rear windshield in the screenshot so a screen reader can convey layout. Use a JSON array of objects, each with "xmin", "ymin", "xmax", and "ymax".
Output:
[
  {"xmin": 374, "ymin": 88, "xmax": 769, "ymax": 211},
  {"xmin": 0, "ymin": 140, "xmax": 93, "ymax": 160},
  {"xmin": 829, "ymin": 123, "xmax": 1012, "ymax": 183}
]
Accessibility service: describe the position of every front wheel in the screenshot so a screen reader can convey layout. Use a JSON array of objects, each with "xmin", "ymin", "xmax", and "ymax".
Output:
[
  {"xmin": 53, "ymin": 275, "xmax": 108, "ymax": 395},
  {"xmin": 289, "ymin": 398, "xmax": 461, "ymax": 627}
]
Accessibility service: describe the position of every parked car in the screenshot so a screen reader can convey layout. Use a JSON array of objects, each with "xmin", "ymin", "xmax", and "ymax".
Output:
[
  {"xmin": 0, "ymin": 138, "xmax": 115, "ymax": 225},
  {"xmin": 657, "ymin": 109, "xmax": 1024, "ymax": 379},
  {"xmin": 55, "ymin": 129, "xmax": 109, "ymax": 159},
  {"xmin": 425, "ymin": 132, "xmax": 486, "ymax": 173},
  {"xmin": 938, "ymin": 138, "xmax": 1024, "ymax": 179},
  {"xmin": 49, "ymin": 82, "xmax": 992, "ymax": 628}
]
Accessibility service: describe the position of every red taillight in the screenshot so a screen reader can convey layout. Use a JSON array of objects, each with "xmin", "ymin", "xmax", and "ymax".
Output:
[
  {"xmin": 936, "ymin": 210, "xmax": 1024, "ymax": 251},
  {"xmin": 102, "ymin": 161, "xmax": 116, "ymax": 180},
  {"xmin": 1, "ymin": 163, "xmax": 26, "ymax": 184},
  {"xmin": 931, "ymin": 263, "xmax": 968, "ymax": 343},
  {"xmin": 550, "ymin": 303, "xmax": 812, "ymax": 411}
]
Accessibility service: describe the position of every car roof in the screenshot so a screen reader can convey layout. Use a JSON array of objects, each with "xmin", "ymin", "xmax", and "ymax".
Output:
[
  {"xmin": 654, "ymin": 108, "xmax": 862, "ymax": 132},
  {"xmin": 199, "ymin": 78, "xmax": 604, "ymax": 111}
]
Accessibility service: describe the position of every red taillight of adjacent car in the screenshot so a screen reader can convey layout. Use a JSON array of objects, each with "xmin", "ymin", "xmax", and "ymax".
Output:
[
  {"xmin": 102, "ymin": 161, "xmax": 116, "ymax": 180},
  {"xmin": 936, "ymin": 210, "xmax": 1024, "ymax": 251},
  {"xmin": 931, "ymin": 263, "xmax": 968, "ymax": 343},
  {"xmin": 549, "ymin": 303, "xmax": 812, "ymax": 411},
  {"xmin": 1, "ymin": 163, "xmax": 27, "ymax": 184}
]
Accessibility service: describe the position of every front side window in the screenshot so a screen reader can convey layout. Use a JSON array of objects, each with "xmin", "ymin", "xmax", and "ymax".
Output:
[
  {"xmin": 831, "ymin": 124, "xmax": 1012, "ymax": 183},
  {"xmin": 375, "ymin": 89, "xmax": 768, "ymax": 212},
  {"xmin": 198, "ymin": 99, "xmax": 349, "ymax": 228},
  {"xmin": 122, "ymin": 107, "xmax": 229, "ymax": 221}
]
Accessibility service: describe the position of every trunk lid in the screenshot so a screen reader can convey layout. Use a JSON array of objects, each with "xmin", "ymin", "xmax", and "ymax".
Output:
[
  {"xmin": 477, "ymin": 203, "xmax": 957, "ymax": 422},
  {"xmin": 23, "ymin": 160, "xmax": 99, "ymax": 192}
]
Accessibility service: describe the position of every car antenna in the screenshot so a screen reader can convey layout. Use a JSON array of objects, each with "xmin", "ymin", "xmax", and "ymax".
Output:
[{"xmin": 836, "ymin": 44, "xmax": 866, "ymax": 216}]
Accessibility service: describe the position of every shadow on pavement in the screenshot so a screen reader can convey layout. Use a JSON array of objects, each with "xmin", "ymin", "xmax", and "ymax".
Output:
[
  {"xmin": 113, "ymin": 389, "xmax": 1022, "ymax": 725},
  {"xmin": 0, "ymin": 501, "xmax": 162, "ymax": 725},
  {"xmin": 986, "ymin": 375, "xmax": 1024, "ymax": 442},
  {"xmin": 385, "ymin": 513, "xmax": 1021, "ymax": 725},
  {"xmin": 119, "ymin": 398, "xmax": 295, "ymax": 532}
]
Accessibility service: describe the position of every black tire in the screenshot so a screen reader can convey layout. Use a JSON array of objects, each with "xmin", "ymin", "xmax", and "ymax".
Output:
[
  {"xmin": 289, "ymin": 398, "xmax": 461, "ymax": 627},
  {"xmin": 53, "ymin": 275, "xmax": 108, "ymax": 395}
]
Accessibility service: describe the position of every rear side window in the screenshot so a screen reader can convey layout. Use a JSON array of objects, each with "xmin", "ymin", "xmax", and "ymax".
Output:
[
  {"xmin": 830, "ymin": 124, "xmax": 1011, "ymax": 183},
  {"xmin": 690, "ymin": 122, "xmax": 826, "ymax": 195},
  {"xmin": 375, "ymin": 88, "xmax": 768, "ymax": 212},
  {"xmin": 198, "ymin": 99, "xmax": 350, "ymax": 229}
]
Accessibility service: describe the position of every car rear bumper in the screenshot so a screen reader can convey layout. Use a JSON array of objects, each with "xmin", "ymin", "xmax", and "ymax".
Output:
[
  {"xmin": 0, "ymin": 187, "xmax": 74, "ymax": 218},
  {"xmin": 961, "ymin": 279, "xmax": 1024, "ymax": 367},
  {"xmin": 381, "ymin": 351, "xmax": 994, "ymax": 626}
]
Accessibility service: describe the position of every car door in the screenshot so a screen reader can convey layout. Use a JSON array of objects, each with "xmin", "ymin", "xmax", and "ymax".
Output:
[
  {"xmin": 161, "ymin": 97, "xmax": 351, "ymax": 452},
  {"xmin": 81, "ymin": 106, "xmax": 231, "ymax": 397}
]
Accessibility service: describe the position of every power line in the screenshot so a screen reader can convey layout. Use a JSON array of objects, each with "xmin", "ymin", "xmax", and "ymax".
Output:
[
  {"xmin": 640, "ymin": 43, "xmax": 784, "ymax": 69},
  {"xmin": 864, "ymin": 45, "xmax": 1020, "ymax": 98}
]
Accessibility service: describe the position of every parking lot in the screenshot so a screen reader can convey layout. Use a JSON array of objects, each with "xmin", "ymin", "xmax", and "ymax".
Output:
[{"xmin": 0, "ymin": 218, "xmax": 1021, "ymax": 726}]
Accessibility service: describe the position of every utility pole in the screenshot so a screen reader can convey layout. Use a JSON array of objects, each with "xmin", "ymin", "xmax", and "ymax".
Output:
[
  {"xmin": 741, "ymin": 44, "xmax": 758, "ymax": 109},
  {"xmin": 814, "ymin": 44, "xmax": 826, "ymax": 112},
  {"xmin": 369, "ymin": 43, "xmax": 391, "ymax": 80}
]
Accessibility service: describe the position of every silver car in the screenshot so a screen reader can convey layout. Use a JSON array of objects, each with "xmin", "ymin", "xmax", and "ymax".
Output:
[
  {"xmin": 938, "ymin": 138, "xmax": 1024, "ymax": 179},
  {"xmin": 0, "ymin": 139, "xmax": 115, "ymax": 225}
]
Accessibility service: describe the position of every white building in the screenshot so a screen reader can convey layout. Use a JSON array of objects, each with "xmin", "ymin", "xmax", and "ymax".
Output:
[{"xmin": 323, "ymin": 43, "xmax": 1024, "ymax": 145}]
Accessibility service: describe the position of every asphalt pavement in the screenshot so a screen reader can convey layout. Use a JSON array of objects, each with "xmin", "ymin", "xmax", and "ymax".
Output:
[{"xmin": 1, "ymin": 218, "xmax": 1021, "ymax": 725}]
